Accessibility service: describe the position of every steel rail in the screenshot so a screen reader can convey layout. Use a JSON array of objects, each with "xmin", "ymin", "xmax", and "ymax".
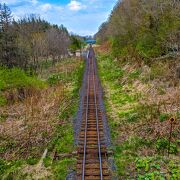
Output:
[
  {"xmin": 92, "ymin": 57, "xmax": 103, "ymax": 179},
  {"xmin": 82, "ymin": 55, "xmax": 90, "ymax": 180}
]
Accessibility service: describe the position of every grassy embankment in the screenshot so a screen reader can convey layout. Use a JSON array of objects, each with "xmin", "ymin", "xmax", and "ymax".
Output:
[
  {"xmin": 97, "ymin": 53, "xmax": 179, "ymax": 179},
  {"xmin": 0, "ymin": 58, "xmax": 84, "ymax": 179}
]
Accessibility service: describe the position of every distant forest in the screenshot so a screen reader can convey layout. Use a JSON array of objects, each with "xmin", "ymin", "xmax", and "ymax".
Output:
[
  {"xmin": 0, "ymin": 3, "xmax": 73, "ymax": 71},
  {"xmin": 96, "ymin": 0, "xmax": 180, "ymax": 58}
]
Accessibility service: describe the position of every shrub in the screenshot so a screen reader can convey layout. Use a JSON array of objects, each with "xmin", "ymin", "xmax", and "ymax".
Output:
[
  {"xmin": 155, "ymin": 138, "xmax": 177, "ymax": 155},
  {"xmin": 0, "ymin": 67, "xmax": 46, "ymax": 106},
  {"xmin": 156, "ymin": 138, "xmax": 169, "ymax": 153},
  {"xmin": 1, "ymin": 67, "xmax": 45, "ymax": 90},
  {"xmin": 136, "ymin": 32, "xmax": 162, "ymax": 58}
]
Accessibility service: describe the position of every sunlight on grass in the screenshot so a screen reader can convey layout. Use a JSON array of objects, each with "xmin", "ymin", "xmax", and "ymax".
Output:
[{"xmin": 97, "ymin": 53, "xmax": 180, "ymax": 179}]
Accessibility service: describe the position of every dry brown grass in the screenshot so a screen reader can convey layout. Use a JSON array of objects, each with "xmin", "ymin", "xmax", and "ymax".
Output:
[
  {"xmin": 123, "ymin": 59, "xmax": 180, "ymax": 145},
  {"xmin": 0, "ymin": 84, "xmax": 66, "ymax": 160},
  {"xmin": 94, "ymin": 41, "xmax": 111, "ymax": 54},
  {"xmin": 0, "ymin": 58, "xmax": 82, "ymax": 160},
  {"xmin": 102, "ymin": 56, "xmax": 180, "ymax": 156}
]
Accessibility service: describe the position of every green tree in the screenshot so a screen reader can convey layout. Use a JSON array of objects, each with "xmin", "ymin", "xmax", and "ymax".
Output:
[
  {"xmin": 0, "ymin": 3, "xmax": 15, "ymax": 67},
  {"xmin": 69, "ymin": 35, "xmax": 83, "ymax": 55},
  {"xmin": 96, "ymin": 0, "xmax": 180, "ymax": 59}
]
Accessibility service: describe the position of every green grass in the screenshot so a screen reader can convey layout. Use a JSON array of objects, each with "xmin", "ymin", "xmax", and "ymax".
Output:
[
  {"xmin": 97, "ymin": 53, "xmax": 180, "ymax": 179},
  {"xmin": 0, "ymin": 95, "xmax": 7, "ymax": 106},
  {"xmin": 52, "ymin": 158, "xmax": 76, "ymax": 180},
  {"xmin": 0, "ymin": 67, "xmax": 45, "ymax": 90},
  {"xmin": 159, "ymin": 113, "xmax": 169, "ymax": 122},
  {"xmin": 0, "ymin": 59, "xmax": 84, "ymax": 179},
  {"xmin": 0, "ymin": 159, "xmax": 25, "ymax": 179},
  {"xmin": 98, "ymin": 54, "xmax": 140, "ymax": 177},
  {"xmin": 46, "ymin": 59, "xmax": 84, "ymax": 179},
  {"xmin": 0, "ymin": 67, "xmax": 46, "ymax": 106},
  {"xmin": 135, "ymin": 156, "xmax": 180, "ymax": 180}
]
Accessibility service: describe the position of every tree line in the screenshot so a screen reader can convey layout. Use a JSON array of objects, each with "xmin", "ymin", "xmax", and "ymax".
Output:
[
  {"xmin": 0, "ymin": 3, "xmax": 71, "ymax": 71},
  {"xmin": 96, "ymin": 0, "xmax": 180, "ymax": 58}
]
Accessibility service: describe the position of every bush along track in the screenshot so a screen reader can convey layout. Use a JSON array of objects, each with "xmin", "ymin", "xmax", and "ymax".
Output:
[
  {"xmin": 97, "ymin": 53, "xmax": 180, "ymax": 179},
  {"xmin": 0, "ymin": 67, "xmax": 46, "ymax": 106},
  {"xmin": 0, "ymin": 58, "xmax": 84, "ymax": 179}
]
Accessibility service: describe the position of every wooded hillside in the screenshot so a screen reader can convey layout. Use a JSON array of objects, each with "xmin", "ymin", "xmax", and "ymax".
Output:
[
  {"xmin": 96, "ymin": 0, "xmax": 180, "ymax": 58},
  {"xmin": 0, "ymin": 3, "xmax": 70, "ymax": 70},
  {"xmin": 95, "ymin": 0, "xmax": 180, "ymax": 179}
]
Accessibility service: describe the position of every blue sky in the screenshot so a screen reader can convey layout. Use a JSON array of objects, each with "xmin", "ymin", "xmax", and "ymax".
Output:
[{"xmin": 0, "ymin": 0, "xmax": 117, "ymax": 35}]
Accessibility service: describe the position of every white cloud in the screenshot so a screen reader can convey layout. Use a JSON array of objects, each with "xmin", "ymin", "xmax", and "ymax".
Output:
[
  {"xmin": 67, "ymin": 0, "xmax": 86, "ymax": 11},
  {"xmin": 0, "ymin": 0, "xmax": 38, "ymax": 5},
  {"xmin": 31, "ymin": 0, "xmax": 38, "ymax": 5},
  {"xmin": 0, "ymin": 0, "xmax": 20, "ymax": 4},
  {"xmin": 1, "ymin": 0, "xmax": 117, "ymax": 35},
  {"xmin": 40, "ymin": 3, "xmax": 52, "ymax": 12},
  {"xmin": 54, "ymin": 6, "xmax": 63, "ymax": 12}
]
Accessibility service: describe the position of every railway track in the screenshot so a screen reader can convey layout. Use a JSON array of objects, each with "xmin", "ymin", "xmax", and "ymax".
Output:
[{"xmin": 76, "ymin": 48, "xmax": 111, "ymax": 180}]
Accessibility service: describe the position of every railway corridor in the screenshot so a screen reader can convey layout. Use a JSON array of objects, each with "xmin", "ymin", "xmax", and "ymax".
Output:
[{"xmin": 76, "ymin": 48, "xmax": 111, "ymax": 180}]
